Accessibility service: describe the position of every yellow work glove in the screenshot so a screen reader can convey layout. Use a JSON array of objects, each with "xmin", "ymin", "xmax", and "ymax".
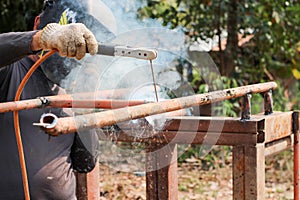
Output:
[{"xmin": 40, "ymin": 23, "xmax": 98, "ymax": 60}]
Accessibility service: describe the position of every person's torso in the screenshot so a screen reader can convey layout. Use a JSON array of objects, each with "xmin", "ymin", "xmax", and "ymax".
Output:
[{"xmin": 0, "ymin": 57, "xmax": 76, "ymax": 200}]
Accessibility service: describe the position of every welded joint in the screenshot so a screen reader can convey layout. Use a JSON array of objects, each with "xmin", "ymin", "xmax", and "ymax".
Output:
[
  {"xmin": 264, "ymin": 89, "xmax": 273, "ymax": 115},
  {"xmin": 38, "ymin": 97, "xmax": 49, "ymax": 108},
  {"xmin": 241, "ymin": 93, "xmax": 252, "ymax": 121}
]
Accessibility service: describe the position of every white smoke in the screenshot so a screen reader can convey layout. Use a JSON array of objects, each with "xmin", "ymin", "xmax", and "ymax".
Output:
[{"xmin": 58, "ymin": 0, "xmax": 223, "ymax": 173}]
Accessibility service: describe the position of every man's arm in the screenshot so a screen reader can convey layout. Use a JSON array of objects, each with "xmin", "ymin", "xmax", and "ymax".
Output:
[
  {"xmin": 0, "ymin": 31, "xmax": 39, "ymax": 67},
  {"xmin": 0, "ymin": 23, "xmax": 98, "ymax": 68}
]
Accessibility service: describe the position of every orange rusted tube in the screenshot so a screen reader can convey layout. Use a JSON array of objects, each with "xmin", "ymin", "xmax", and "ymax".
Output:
[
  {"xmin": 294, "ymin": 112, "xmax": 300, "ymax": 200},
  {"xmin": 0, "ymin": 94, "xmax": 147, "ymax": 113},
  {"xmin": 46, "ymin": 95, "xmax": 147, "ymax": 109},
  {"xmin": 38, "ymin": 82, "xmax": 277, "ymax": 136},
  {"xmin": 295, "ymin": 131, "xmax": 300, "ymax": 200}
]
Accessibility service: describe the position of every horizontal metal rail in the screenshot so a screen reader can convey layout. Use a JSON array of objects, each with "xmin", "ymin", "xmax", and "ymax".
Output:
[
  {"xmin": 0, "ymin": 96, "xmax": 147, "ymax": 112},
  {"xmin": 0, "ymin": 88, "xmax": 144, "ymax": 113},
  {"xmin": 36, "ymin": 81, "xmax": 277, "ymax": 136}
]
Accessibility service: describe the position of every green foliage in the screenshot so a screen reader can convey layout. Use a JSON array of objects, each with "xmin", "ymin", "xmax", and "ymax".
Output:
[
  {"xmin": 193, "ymin": 74, "xmax": 240, "ymax": 117},
  {"xmin": 273, "ymin": 82, "xmax": 289, "ymax": 111},
  {"xmin": 0, "ymin": 0, "xmax": 43, "ymax": 32},
  {"xmin": 139, "ymin": 0, "xmax": 300, "ymax": 78},
  {"xmin": 239, "ymin": 1, "xmax": 300, "ymax": 82},
  {"xmin": 138, "ymin": 0, "xmax": 226, "ymax": 41},
  {"xmin": 287, "ymin": 80, "xmax": 300, "ymax": 110},
  {"xmin": 250, "ymin": 93, "xmax": 264, "ymax": 114}
]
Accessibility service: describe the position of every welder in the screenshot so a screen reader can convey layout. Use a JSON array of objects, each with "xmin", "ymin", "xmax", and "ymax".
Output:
[{"xmin": 0, "ymin": 0, "xmax": 109, "ymax": 199}]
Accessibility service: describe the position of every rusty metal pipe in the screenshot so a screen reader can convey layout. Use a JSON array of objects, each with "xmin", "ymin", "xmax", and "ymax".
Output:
[
  {"xmin": 44, "ymin": 96, "xmax": 147, "ymax": 109},
  {"xmin": 293, "ymin": 112, "xmax": 300, "ymax": 200},
  {"xmin": 0, "ymin": 94, "xmax": 147, "ymax": 113},
  {"xmin": 0, "ymin": 87, "xmax": 135, "ymax": 113},
  {"xmin": 37, "ymin": 82, "xmax": 277, "ymax": 136}
]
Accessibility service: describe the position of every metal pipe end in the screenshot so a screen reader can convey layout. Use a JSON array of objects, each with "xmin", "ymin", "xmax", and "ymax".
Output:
[{"xmin": 33, "ymin": 113, "xmax": 58, "ymax": 129}]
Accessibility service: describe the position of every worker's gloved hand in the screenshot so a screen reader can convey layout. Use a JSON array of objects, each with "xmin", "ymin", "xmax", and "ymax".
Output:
[{"xmin": 40, "ymin": 23, "xmax": 98, "ymax": 60}]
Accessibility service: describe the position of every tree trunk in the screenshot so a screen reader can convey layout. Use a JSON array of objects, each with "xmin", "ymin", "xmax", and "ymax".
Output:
[{"xmin": 223, "ymin": 0, "xmax": 239, "ymax": 76}]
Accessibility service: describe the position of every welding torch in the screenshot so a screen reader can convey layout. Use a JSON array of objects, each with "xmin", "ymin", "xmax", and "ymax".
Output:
[
  {"xmin": 96, "ymin": 43, "xmax": 158, "ymax": 60},
  {"xmin": 96, "ymin": 43, "xmax": 159, "ymax": 101}
]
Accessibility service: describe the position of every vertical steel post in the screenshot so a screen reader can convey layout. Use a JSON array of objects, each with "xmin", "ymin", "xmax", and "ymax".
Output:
[
  {"xmin": 76, "ymin": 173, "xmax": 87, "ymax": 200},
  {"xmin": 146, "ymin": 143, "xmax": 178, "ymax": 200},
  {"xmin": 233, "ymin": 144, "xmax": 265, "ymax": 199},
  {"xmin": 241, "ymin": 93, "xmax": 252, "ymax": 120},
  {"xmin": 87, "ymin": 162, "xmax": 100, "ymax": 200},
  {"xmin": 76, "ymin": 162, "xmax": 100, "ymax": 200},
  {"xmin": 293, "ymin": 112, "xmax": 300, "ymax": 200},
  {"xmin": 264, "ymin": 90, "xmax": 273, "ymax": 115}
]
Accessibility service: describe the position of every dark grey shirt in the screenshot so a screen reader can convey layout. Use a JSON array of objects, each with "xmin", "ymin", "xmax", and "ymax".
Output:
[{"xmin": 0, "ymin": 31, "xmax": 76, "ymax": 199}]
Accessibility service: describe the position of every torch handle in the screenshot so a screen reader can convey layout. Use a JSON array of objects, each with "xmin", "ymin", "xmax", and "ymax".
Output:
[{"xmin": 97, "ymin": 43, "xmax": 157, "ymax": 60}]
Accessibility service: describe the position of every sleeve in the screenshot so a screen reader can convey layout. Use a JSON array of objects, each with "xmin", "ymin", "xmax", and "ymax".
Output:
[{"xmin": 0, "ymin": 31, "xmax": 39, "ymax": 67}]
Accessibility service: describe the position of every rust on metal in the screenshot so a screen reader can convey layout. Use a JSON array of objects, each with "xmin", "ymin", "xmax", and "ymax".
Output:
[
  {"xmin": 0, "ymin": 98, "xmax": 43, "ymax": 113},
  {"xmin": 241, "ymin": 93, "xmax": 251, "ymax": 120},
  {"xmin": 264, "ymin": 136, "xmax": 293, "ymax": 157},
  {"xmin": 256, "ymin": 111, "xmax": 293, "ymax": 143},
  {"xmin": 87, "ymin": 162, "xmax": 100, "ymax": 200},
  {"xmin": 39, "ymin": 82, "xmax": 277, "ymax": 136},
  {"xmin": 48, "ymin": 98, "xmax": 147, "ymax": 109},
  {"xmin": 146, "ymin": 143, "xmax": 178, "ymax": 200},
  {"xmin": 0, "ymin": 87, "xmax": 140, "ymax": 113},
  {"xmin": 145, "ymin": 144, "xmax": 161, "ymax": 200},
  {"xmin": 75, "ymin": 162, "xmax": 99, "ymax": 200},
  {"xmin": 75, "ymin": 172, "xmax": 87, "ymax": 200},
  {"xmin": 233, "ymin": 144, "xmax": 265, "ymax": 200},
  {"xmin": 233, "ymin": 145, "xmax": 245, "ymax": 200},
  {"xmin": 293, "ymin": 111, "xmax": 300, "ymax": 200},
  {"xmin": 264, "ymin": 90, "xmax": 274, "ymax": 115},
  {"xmin": 98, "ymin": 111, "xmax": 294, "ymax": 146},
  {"xmin": 99, "ymin": 130, "xmax": 258, "ymax": 146},
  {"xmin": 0, "ymin": 95, "xmax": 147, "ymax": 113},
  {"xmin": 245, "ymin": 144, "xmax": 265, "ymax": 199},
  {"xmin": 163, "ymin": 116, "xmax": 260, "ymax": 133}
]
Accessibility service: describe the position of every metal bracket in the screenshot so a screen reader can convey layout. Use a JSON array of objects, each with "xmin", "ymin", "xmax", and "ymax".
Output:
[
  {"xmin": 241, "ymin": 93, "xmax": 252, "ymax": 121},
  {"xmin": 264, "ymin": 89, "xmax": 273, "ymax": 115}
]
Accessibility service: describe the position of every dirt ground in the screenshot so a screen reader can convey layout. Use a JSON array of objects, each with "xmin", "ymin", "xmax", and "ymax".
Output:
[{"xmin": 98, "ymin": 149, "xmax": 294, "ymax": 200}]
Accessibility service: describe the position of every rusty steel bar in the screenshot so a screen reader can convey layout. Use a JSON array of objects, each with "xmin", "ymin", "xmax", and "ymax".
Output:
[
  {"xmin": 87, "ymin": 162, "xmax": 100, "ymax": 200},
  {"xmin": 146, "ymin": 143, "xmax": 178, "ymax": 200},
  {"xmin": 293, "ymin": 112, "xmax": 300, "ymax": 200},
  {"xmin": 233, "ymin": 144, "xmax": 265, "ymax": 199},
  {"xmin": 0, "ymin": 94, "xmax": 147, "ymax": 113},
  {"xmin": 264, "ymin": 136, "xmax": 293, "ymax": 157},
  {"xmin": 241, "ymin": 93, "xmax": 252, "ymax": 120},
  {"xmin": 45, "ymin": 96, "xmax": 147, "ymax": 109},
  {"xmin": 75, "ymin": 172, "xmax": 87, "ymax": 200},
  {"xmin": 37, "ymin": 82, "xmax": 277, "ymax": 136},
  {"xmin": 264, "ymin": 89, "xmax": 274, "ymax": 115}
]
